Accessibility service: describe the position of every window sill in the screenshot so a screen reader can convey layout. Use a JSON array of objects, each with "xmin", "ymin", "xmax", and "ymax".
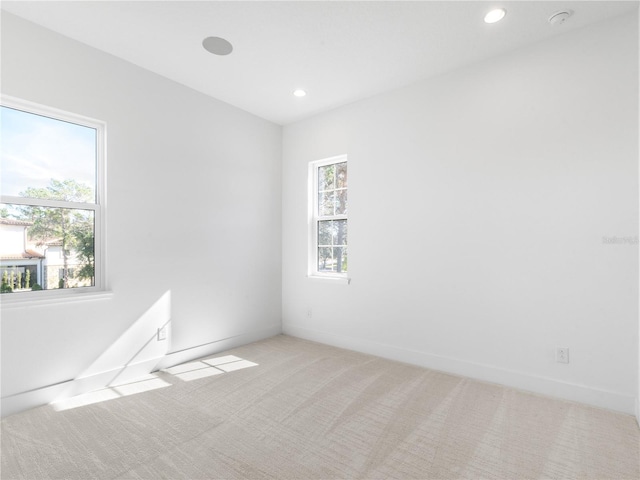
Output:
[
  {"xmin": 1, "ymin": 290, "xmax": 114, "ymax": 309},
  {"xmin": 307, "ymin": 275, "xmax": 351, "ymax": 285}
]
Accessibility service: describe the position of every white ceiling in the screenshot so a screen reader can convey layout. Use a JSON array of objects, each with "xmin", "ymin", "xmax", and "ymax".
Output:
[{"xmin": 2, "ymin": 1, "xmax": 637, "ymax": 125}]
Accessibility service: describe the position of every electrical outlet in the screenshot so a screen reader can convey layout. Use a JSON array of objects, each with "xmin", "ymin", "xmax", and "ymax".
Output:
[
  {"xmin": 556, "ymin": 347, "xmax": 569, "ymax": 364},
  {"xmin": 157, "ymin": 326, "xmax": 168, "ymax": 341}
]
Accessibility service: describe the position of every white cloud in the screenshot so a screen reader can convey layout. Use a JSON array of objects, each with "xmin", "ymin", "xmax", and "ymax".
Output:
[{"xmin": 1, "ymin": 111, "xmax": 96, "ymax": 197}]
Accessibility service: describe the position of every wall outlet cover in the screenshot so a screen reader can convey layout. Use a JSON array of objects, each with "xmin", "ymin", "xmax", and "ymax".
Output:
[
  {"xmin": 157, "ymin": 326, "xmax": 168, "ymax": 341},
  {"xmin": 556, "ymin": 347, "xmax": 569, "ymax": 363}
]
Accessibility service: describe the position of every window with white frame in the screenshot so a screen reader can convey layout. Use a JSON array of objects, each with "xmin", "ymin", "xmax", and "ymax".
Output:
[
  {"xmin": 309, "ymin": 156, "xmax": 347, "ymax": 277},
  {"xmin": 0, "ymin": 96, "xmax": 105, "ymax": 297}
]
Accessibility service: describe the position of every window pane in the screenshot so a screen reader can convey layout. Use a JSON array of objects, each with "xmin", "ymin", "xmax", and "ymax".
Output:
[
  {"xmin": 0, "ymin": 106, "xmax": 97, "ymax": 202},
  {"xmin": 318, "ymin": 164, "xmax": 335, "ymax": 191},
  {"xmin": 336, "ymin": 162, "xmax": 347, "ymax": 188},
  {"xmin": 335, "ymin": 189, "xmax": 348, "ymax": 215},
  {"xmin": 1, "ymin": 204, "xmax": 95, "ymax": 293},
  {"xmin": 318, "ymin": 220, "xmax": 333, "ymax": 246},
  {"xmin": 334, "ymin": 247, "xmax": 347, "ymax": 273},
  {"xmin": 334, "ymin": 219, "xmax": 347, "ymax": 246},
  {"xmin": 319, "ymin": 192, "xmax": 334, "ymax": 216},
  {"xmin": 318, "ymin": 247, "xmax": 334, "ymax": 272}
]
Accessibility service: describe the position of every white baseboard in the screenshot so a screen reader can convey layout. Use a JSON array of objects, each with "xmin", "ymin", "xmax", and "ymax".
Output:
[
  {"xmin": 1, "ymin": 356, "xmax": 166, "ymax": 418},
  {"xmin": 1, "ymin": 324, "xmax": 282, "ymax": 418},
  {"xmin": 284, "ymin": 323, "xmax": 636, "ymax": 416},
  {"xmin": 1, "ymin": 382, "xmax": 70, "ymax": 418},
  {"xmin": 635, "ymin": 397, "xmax": 639, "ymax": 428},
  {"xmin": 155, "ymin": 324, "xmax": 282, "ymax": 370}
]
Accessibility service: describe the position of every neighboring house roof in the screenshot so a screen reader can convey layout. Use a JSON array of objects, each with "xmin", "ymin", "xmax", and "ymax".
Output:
[
  {"xmin": 0, "ymin": 218, "xmax": 33, "ymax": 226},
  {"xmin": 1, "ymin": 249, "xmax": 45, "ymax": 260}
]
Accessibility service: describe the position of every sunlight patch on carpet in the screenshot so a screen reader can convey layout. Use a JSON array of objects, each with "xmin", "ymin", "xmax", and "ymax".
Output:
[{"xmin": 51, "ymin": 374, "xmax": 170, "ymax": 411}]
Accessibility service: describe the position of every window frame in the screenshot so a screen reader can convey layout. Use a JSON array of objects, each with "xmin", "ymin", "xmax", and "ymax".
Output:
[
  {"xmin": 0, "ymin": 95, "xmax": 107, "ymax": 302},
  {"xmin": 308, "ymin": 154, "xmax": 349, "ymax": 281}
]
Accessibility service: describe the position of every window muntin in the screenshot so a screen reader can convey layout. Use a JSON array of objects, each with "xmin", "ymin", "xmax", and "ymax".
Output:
[
  {"xmin": 310, "ymin": 156, "xmax": 348, "ymax": 277},
  {"xmin": 0, "ymin": 97, "xmax": 105, "ymax": 297}
]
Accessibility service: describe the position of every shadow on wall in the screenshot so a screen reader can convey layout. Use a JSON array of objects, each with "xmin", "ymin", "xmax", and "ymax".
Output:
[{"xmin": 52, "ymin": 291, "xmax": 172, "ymax": 402}]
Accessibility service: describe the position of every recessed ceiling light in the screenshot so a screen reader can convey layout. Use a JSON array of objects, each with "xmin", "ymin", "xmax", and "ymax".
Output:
[
  {"xmin": 293, "ymin": 89, "xmax": 307, "ymax": 97},
  {"xmin": 202, "ymin": 36, "xmax": 233, "ymax": 56},
  {"xmin": 484, "ymin": 8, "xmax": 506, "ymax": 24}
]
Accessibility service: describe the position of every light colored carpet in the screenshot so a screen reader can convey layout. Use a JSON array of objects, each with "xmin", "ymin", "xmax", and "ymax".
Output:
[{"xmin": 1, "ymin": 335, "xmax": 638, "ymax": 479}]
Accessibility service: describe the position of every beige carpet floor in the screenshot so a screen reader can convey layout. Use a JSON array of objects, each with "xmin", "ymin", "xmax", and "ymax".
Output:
[{"xmin": 1, "ymin": 335, "xmax": 638, "ymax": 479}]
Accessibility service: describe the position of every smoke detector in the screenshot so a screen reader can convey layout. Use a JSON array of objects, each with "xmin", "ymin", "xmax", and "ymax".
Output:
[{"xmin": 548, "ymin": 10, "xmax": 573, "ymax": 25}]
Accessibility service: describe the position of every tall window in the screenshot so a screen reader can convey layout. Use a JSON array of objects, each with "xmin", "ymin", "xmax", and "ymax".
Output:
[
  {"xmin": 0, "ymin": 96, "xmax": 105, "ymax": 297},
  {"xmin": 309, "ymin": 155, "xmax": 347, "ymax": 277}
]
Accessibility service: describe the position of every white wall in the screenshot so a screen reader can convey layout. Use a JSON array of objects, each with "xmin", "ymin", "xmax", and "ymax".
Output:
[
  {"xmin": 0, "ymin": 225, "xmax": 26, "ymax": 254},
  {"xmin": 1, "ymin": 13, "xmax": 282, "ymax": 415},
  {"xmin": 283, "ymin": 12, "xmax": 639, "ymax": 414}
]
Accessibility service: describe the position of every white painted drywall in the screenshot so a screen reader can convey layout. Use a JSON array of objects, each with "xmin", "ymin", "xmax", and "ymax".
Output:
[
  {"xmin": 282, "ymin": 12, "xmax": 639, "ymax": 414},
  {"xmin": 638, "ymin": 4, "xmax": 640, "ymax": 429},
  {"xmin": 1, "ymin": 13, "xmax": 282, "ymax": 415}
]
